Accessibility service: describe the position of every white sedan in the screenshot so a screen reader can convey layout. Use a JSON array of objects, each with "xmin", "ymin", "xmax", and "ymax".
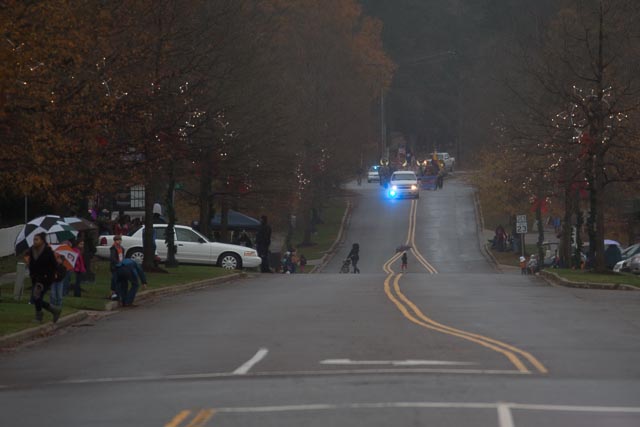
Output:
[{"xmin": 96, "ymin": 224, "xmax": 261, "ymax": 270}]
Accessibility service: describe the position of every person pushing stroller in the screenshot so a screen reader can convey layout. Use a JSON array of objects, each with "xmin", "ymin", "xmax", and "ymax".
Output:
[{"xmin": 346, "ymin": 243, "xmax": 360, "ymax": 274}]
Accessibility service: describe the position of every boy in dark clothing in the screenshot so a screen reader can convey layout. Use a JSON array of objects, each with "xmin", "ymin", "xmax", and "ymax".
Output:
[{"xmin": 401, "ymin": 252, "xmax": 408, "ymax": 272}]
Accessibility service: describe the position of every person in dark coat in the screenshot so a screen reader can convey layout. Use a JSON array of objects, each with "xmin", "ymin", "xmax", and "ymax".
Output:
[
  {"xmin": 119, "ymin": 258, "xmax": 148, "ymax": 307},
  {"xmin": 26, "ymin": 232, "xmax": 61, "ymax": 323},
  {"xmin": 347, "ymin": 243, "xmax": 360, "ymax": 274},
  {"xmin": 256, "ymin": 216, "xmax": 272, "ymax": 273}
]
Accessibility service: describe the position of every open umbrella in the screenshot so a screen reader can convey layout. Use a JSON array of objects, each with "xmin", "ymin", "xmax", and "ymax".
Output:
[
  {"xmin": 604, "ymin": 239, "xmax": 621, "ymax": 247},
  {"xmin": 62, "ymin": 216, "xmax": 97, "ymax": 232},
  {"xmin": 51, "ymin": 244, "xmax": 78, "ymax": 271},
  {"xmin": 14, "ymin": 215, "xmax": 78, "ymax": 255}
]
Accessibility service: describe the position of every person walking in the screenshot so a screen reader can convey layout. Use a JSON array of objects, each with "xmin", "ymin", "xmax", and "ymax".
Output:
[
  {"xmin": 347, "ymin": 243, "xmax": 360, "ymax": 274},
  {"xmin": 49, "ymin": 253, "xmax": 67, "ymax": 308},
  {"xmin": 256, "ymin": 215, "xmax": 272, "ymax": 273},
  {"xmin": 519, "ymin": 256, "xmax": 527, "ymax": 275},
  {"xmin": 299, "ymin": 254, "xmax": 307, "ymax": 273},
  {"xmin": 71, "ymin": 240, "xmax": 86, "ymax": 297},
  {"xmin": 401, "ymin": 252, "xmax": 408, "ymax": 272},
  {"xmin": 26, "ymin": 232, "xmax": 62, "ymax": 323}
]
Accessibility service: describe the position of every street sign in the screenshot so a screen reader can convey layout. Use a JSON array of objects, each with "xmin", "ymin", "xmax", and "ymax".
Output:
[{"xmin": 516, "ymin": 214, "xmax": 527, "ymax": 234}]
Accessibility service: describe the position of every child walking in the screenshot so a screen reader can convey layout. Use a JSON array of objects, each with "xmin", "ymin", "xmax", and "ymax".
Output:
[
  {"xmin": 519, "ymin": 256, "xmax": 527, "ymax": 275},
  {"xmin": 401, "ymin": 252, "xmax": 408, "ymax": 272}
]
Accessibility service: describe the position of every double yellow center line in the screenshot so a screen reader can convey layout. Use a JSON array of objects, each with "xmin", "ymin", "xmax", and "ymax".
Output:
[
  {"xmin": 165, "ymin": 409, "xmax": 216, "ymax": 427},
  {"xmin": 383, "ymin": 200, "xmax": 547, "ymax": 374}
]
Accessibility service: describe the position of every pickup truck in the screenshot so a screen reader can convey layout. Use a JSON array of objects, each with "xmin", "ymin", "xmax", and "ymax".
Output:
[{"xmin": 437, "ymin": 152, "xmax": 455, "ymax": 173}]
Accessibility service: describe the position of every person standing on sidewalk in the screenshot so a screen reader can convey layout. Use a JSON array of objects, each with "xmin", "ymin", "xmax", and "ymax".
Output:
[
  {"xmin": 49, "ymin": 253, "xmax": 67, "ymax": 308},
  {"xmin": 26, "ymin": 232, "xmax": 61, "ymax": 323},
  {"xmin": 256, "ymin": 215, "xmax": 272, "ymax": 273},
  {"xmin": 71, "ymin": 240, "xmax": 86, "ymax": 297}
]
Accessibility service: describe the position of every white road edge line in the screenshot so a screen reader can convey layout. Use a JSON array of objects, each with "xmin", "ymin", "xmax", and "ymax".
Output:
[
  {"xmin": 497, "ymin": 403, "xmax": 515, "ymax": 427},
  {"xmin": 233, "ymin": 348, "xmax": 269, "ymax": 375},
  {"xmin": 211, "ymin": 401, "xmax": 640, "ymax": 415},
  {"xmin": 8, "ymin": 367, "xmax": 526, "ymax": 389}
]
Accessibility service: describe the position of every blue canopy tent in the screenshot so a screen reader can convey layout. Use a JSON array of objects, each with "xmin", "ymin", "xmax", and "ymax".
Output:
[{"xmin": 210, "ymin": 210, "xmax": 261, "ymax": 231}]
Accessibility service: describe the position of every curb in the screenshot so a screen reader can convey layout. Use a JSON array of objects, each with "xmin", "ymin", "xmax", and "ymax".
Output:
[
  {"xmin": 0, "ymin": 311, "xmax": 89, "ymax": 349},
  {"xmin": 103, "ymin": 272, "xmax": 243, "ymax": 310},
  {"xmin": 539, "ymin": 270, "xmax": 639, "ymax": 291},
  {"xmin": 472, "ymin": 191, "xmax": 501, "ymax": 272},
  {"xmin": 310, "ymin": 200, "xmax": 353, "ymax": 274}
]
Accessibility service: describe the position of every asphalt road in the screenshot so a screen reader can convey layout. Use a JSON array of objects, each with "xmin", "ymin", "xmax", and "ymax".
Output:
[{"xmin": 1, "ymin": 176, "xmax": 640, "ymax": 427}]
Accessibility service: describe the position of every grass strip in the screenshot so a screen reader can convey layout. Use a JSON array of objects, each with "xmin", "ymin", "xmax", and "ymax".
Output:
[
  {"xmin": 290, "ymin": 196, "xmax": 348, "ymax": 262},
  {"xmin": 551, "ymin": 269, "xmax": 640, "ymax": 287}
]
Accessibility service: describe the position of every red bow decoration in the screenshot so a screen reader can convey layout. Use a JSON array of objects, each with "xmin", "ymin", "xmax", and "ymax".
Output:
[
  {"xmin": 570, "ymin": 181, "xmax": 589, "ymax": 199},
  {"xmin": 530, "ymin": 197, "xmax": 549, "ymax": 214}
]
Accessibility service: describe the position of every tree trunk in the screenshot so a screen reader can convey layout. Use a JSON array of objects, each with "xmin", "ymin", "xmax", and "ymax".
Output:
[
  {"xmin": 220, "ymin": 196, "xmax": 230, "ymax": 243},
  {"xmin": 593, "ymin": 155, "xmax": 607, "ymax": 272},
  {"xmin": 198, "ymin": 157, "xmax": 213, "ymax": 240},
  {"xmin": 575, "ymin": 207, "xmax": 584, "ymax": 269},
  {"xmin": 164, "ymin": 166, "xmax": 178, "ymax": 268},
  {"xmin": 300, "ymin": 193, "xmax": 314, "ymax": 247},
  {"xmin": 560, "ymin": 184, "xmax": 574, "ymax": 268},
  {"xmin": 535, "ymin": 198, "xmax": 545, "ymax": 269},
  {"xmin": 142, "ymin": 177, "xmax": 156, "ymax": 271}
]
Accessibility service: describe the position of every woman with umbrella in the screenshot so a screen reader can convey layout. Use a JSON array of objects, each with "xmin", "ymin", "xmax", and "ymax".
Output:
[{"xmin": 25, "ymin": 232, "xmax": 62, "ymax": 323}]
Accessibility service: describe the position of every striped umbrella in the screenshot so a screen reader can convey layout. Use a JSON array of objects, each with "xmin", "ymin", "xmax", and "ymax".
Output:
[{"xmin": 14, "ymin": 215, "xmax": 79, "ymax": 255}]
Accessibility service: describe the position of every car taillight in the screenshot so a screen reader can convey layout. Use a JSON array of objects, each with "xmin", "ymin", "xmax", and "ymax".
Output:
[{"xmin": 99, "ymin": 237, "xmax": 107, "ymax": 245}]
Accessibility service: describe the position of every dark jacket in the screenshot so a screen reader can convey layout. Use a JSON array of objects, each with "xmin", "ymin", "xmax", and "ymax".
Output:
[
  {"xmin": 347, "ymin": 246, "xmax": 360, "ymax": 262},
  {"xmin": 110, "ymin": 245, "xmax": 125, "ymax": 272},
  {"xmin": 28, "ymin": 245, "xmax": 57, "ymax": 287}
]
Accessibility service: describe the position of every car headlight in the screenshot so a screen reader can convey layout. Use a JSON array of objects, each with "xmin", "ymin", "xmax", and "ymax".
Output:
[
  {"xmin": 392, "ymin": 185, "xmax": 398, "ymax": 190},
  {"xmin": 244, "ymin": 251, "xmax": 257, "ymax": 257},
  {"xmin": 411, "ymin": 185, "xmax": 417, "ymax": 190}
]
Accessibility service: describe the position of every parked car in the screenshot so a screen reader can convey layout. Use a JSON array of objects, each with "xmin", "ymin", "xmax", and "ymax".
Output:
[
  {"xmin": 388, "ymin": 171, "xmax": 419, "ymax": 199},
  {"xmin": 367, "ymin": 165, "xmax": 380, "ymax": 183},
  {"xmin": 613, "ymin": 243, "xmax": 640, "ymax": 272},
  {"xmin": 96, "ymin": 224, "xmax": 261, "ymax": 270}
]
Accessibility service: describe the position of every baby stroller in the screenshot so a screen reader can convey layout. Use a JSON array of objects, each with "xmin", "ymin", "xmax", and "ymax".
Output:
[{"xmin": 340, "ymin": 258, "xmax": 351, "ymax": 273}]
